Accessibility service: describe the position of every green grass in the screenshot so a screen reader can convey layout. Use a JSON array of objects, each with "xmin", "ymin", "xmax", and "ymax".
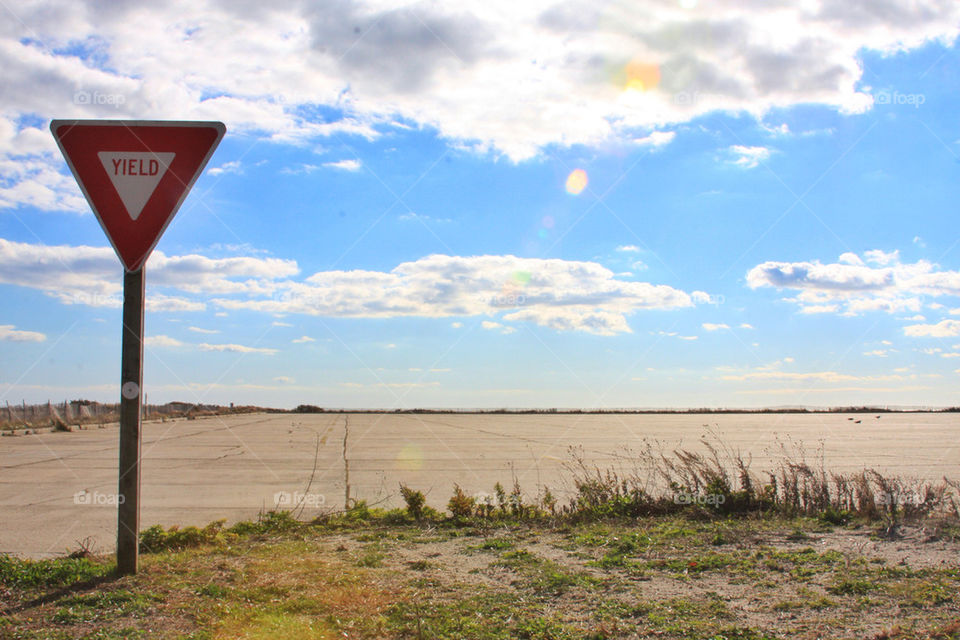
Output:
[
  {"xmin": 0, "ymin": 554, "xmax": 112, "ymax": 589},
  {"xmin": 3, "ymin": 504, "xmax": 959, "ymax": 639},
  {"xmin": 51, "ymin": 589, "xmax": 161, "ymax": 624}
]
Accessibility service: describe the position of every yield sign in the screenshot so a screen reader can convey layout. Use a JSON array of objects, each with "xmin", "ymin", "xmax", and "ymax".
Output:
[{"xmin": 51, "ymin": 120, "xmax": 225, "ymax": 271}]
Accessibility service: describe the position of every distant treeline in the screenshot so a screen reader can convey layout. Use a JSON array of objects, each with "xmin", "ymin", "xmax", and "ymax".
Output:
[{"xmin": 289, "ymin": 404, "xmax": 960, "ymax": 415}]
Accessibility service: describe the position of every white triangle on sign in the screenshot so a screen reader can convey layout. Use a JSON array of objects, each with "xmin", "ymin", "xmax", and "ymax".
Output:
[{"xmin": 97, "ymin": 151, "xmax": 175, "ymax": 221}]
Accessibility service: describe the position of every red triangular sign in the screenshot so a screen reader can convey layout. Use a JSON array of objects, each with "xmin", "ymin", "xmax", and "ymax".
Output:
[{"xmin": 51, "ymin": 120, "xmax": 225, "ymax": 272}]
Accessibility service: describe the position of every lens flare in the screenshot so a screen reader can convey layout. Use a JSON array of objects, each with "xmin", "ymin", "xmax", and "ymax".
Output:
[
  {"xmin": 512, "ymin": 270, "xmax": 531, "ymax": 286},
  {"xmin": 565, "ymin": 169, "xmax": 588, "ymax": 195},
  {"xmin": 541, "ymin": 215, "xmax": 555, "ymax": 229},
  {"xmin": 623, "ymin": 61, "xmax": 660, "ymax": 92},
  {"xmin": 395, "ymin": 443, "xmax": 423, "ymax": 471}
]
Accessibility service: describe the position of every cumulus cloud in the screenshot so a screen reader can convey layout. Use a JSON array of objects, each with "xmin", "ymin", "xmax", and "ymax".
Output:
[
  {"xmin": 0, "ymin": 238, "xmax": 298, "ymax": 309},
  {"xmin": 904, "ymin": 319, "xmax": 960, "ymax": 338},
  {"xmin": 214, "ymin": 253, "xmax": 700, "ymax": 335},
  {"xmin": 2, "ymin": 0, "xmax": 959, "ymax": 209},
  {"xmin": 728, "ymin": 145, "xmax": 771, "ymax": 168},
  {"xmin": 0, "ymin": 324, "xmax": 46, "ymax": 342},
  {"xmin": 0, "ymin": 239, "xmax": 702, "ymax": 335},
  {"xmin": 145, "ymin": 335, "xmax": 184, "ymax": 348},
  {"xmin": 747, "ymin": 250, "xmax": 960, "ymax": 316}
]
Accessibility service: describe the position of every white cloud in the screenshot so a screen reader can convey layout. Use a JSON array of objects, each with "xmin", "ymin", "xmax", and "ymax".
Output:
[
  {"xmin": 838, "ymin": 252, "xmax": 865, "ymax": 266},
  {"xmin": 145, "ymin": 335, "xmax": 184, "ymax": 348},
  {"xmin": 481, "ymin": 320, "xmax": 517, "ymax": 335},
  {"xmin": 322, "ymin": 159, "xmax": 362, "ymax": 171},
  {"xmin": 281, "ymin": 164, "xmax": 322, "ymax": 175},
  {"xmin": 207, "ymin": 160, "xmax": 242, "ymax": 176},
  {"xmin": 863, "ymin": 350, "xmax": 887, "ymax": 357},
  {"xmin": 272, "ymin": 321, "xmax": 293, "ymax": 327},
  {"xmin": 728, "ymin": 145, "xmax": 771, "ymax": 169},
  {"xmin": 0, "ymin": 239, "xmax": 699, "ymax": 336},
  {"xmin": 799, "ymin": 304, "xmax": 840, "ymax": 314},
  {"xmin": 211, "ymin": 253, "xmax": 699, "ymax": 335},
  {"xmin": 633, "ymin": 131, "xmax": 675, "ymax": 149},
  {"xmin": 721, "ymin": 370, "xmax": 912, "ymax": 383},
  {"xmin": 0, "ymin": 324, "xmax": 46, "ymax": 342},
  {"xmin": 0, "ymin": 238, "xmax": 297, "ymax": 310},
  {"xmin": 1, "ymin": 0, "xmax": 957, "ymax": 209},
  {"xmin": 451, "ymin": 322, "xmax": 463, "ymax": 328},
  {"xmin": 747, "ymin": 250, "xmax": 960, "ymax": 316},
  {"xmin": 739, "ymin": 323, "xmax": 754, "ymax": 329},
  {"xmin": 188, "ymin": 326, "xmax": 220, "ymax": 334},
  {"xmin": 197, "ymin": 342, "xmax": 278, "ymax": 355},
  {"xmin": 616, "ymin": 245, "xmax": 640, "ymax": 253},
  {"xmin": 904, "ymin": 319, "xmax": 960, "ymax": 338},
  {"xmin": 702, "ymin": 322, "xmax": 729, "ymax": 331},
  {"xmin": 292, "ymin": 335, "xmax": 315, "ymax": 343},
  {"xmin": 864, "ymin": 249, "xmax": 900, "ymax": 266}
]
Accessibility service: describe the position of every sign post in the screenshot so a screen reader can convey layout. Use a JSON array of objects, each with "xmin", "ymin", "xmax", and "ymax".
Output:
[
  {"xmin": 51, "ymin": 120, "xmax": 225, "ymax": 575},
  {"xmin": 117, "ymin": 268, "xmax": 144, "ymax": 575}
]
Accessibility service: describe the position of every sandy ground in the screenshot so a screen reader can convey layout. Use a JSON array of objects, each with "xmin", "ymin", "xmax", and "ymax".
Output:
[{"xmin": 1, "ymin": 411, "xmax": 957, "ymax": 558}]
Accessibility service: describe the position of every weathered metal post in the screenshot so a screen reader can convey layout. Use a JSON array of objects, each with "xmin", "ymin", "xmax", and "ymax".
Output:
[{"xmin": 117, "ymin": 267, "xmax": 144, "ymax": 575}]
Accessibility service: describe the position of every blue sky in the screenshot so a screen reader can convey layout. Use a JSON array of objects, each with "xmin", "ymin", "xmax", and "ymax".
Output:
[{"xmin": 1, "ymin": 2, "xmax": 960, "ymax": 408}]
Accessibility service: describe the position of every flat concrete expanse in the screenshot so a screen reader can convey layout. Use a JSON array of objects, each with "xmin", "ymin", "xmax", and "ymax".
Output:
[{"xmin": 1, "ymin": 412, "xmax": 958, "ymax": 558}]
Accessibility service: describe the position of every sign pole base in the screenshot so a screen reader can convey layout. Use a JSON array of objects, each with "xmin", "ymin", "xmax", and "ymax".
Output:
[{"xmin": 117, "ymin": 268, "xmax": 144, "ymax": 576}]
